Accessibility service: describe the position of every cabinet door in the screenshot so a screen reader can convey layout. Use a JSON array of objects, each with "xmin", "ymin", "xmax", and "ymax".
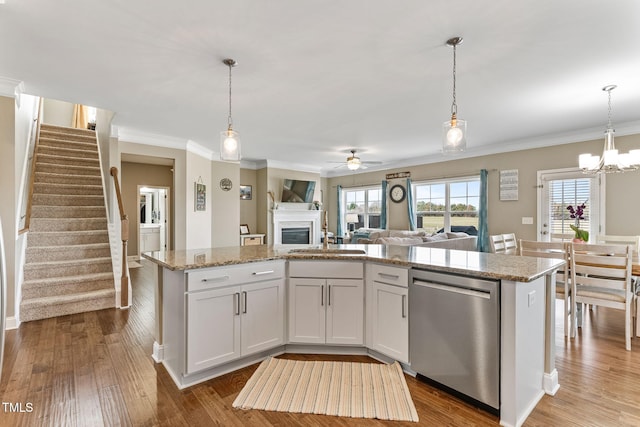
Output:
[
  {"xmin": 326, "ymin": 279, "xmax": 364, "ymax": 345},
  {"xmin": 240, "ymin": 279, "xmax": 284, "ymax": 355},
  {"xmin": 288, "ymin": 278, "xmax": 325, "ymax": 344},
  {"xmin": 186, "ymin": 287, "xmax": 240, "ymax": 373},
  {"xmin": 371, "ymin": 282, "xmax": 409, "ymax": 363}
]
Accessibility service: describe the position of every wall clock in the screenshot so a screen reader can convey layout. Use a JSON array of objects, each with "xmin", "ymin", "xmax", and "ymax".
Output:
[
  {"xmin": 219, "ymin": 178, "xmax": 232, "ymax": 191},
  {"xmin": 389, "ymin": 184, "xmax": 406, "ymax": 203}
]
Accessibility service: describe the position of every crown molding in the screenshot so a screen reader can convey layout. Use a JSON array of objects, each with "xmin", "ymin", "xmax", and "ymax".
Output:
[
  {"xmin": 264, "ymin": 159, "xmax": 323, "ymax": 174},
  {"xmin": 0, "ymin": 77, "xmax": 24, "ymax": 107},
  {"xmin": 186, "ymin": 140, "xmax": 215, "ymax": 161},
  {"xmin": 113, "ymin": 126, "xmax": 189, "ymax": 150}
]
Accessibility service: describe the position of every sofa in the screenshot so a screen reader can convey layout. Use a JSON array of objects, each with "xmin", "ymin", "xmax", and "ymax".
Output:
[{"xmin": 354, "ymin": 229, "xmax": 478, "ymax": 251}]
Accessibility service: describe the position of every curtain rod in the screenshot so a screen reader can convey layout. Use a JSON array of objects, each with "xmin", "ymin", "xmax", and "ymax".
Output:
[{"xmin": 330, "ymin": 169, "xmax": 497, "ymax": 188}]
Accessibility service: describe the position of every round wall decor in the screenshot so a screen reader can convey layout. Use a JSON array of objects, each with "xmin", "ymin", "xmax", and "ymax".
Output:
[
  {"xmin": 219, "ymin": 178, "xmax": 232, "ymax": 191},
  {"xmin": 389, "ymin": 184, "xmax": 406, "ymax": 203}
]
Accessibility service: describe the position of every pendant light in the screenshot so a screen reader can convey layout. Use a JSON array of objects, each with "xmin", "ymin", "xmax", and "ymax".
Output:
[
  {"xmin": 220, "ymin": 58, "xmax": 241, "ymax": 161},
  {"xmin": 579, "ymin": 85, "xmax": 640, "ymax": 173},
  {"xmin": 442, "ymin": 37, "xmax": 467, "ymax": 154}
]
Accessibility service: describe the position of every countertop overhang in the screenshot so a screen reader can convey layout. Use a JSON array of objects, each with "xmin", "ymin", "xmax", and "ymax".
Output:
[{"xmin": 141, "ymin": 244, "xmax": 564, "ymax": 283}]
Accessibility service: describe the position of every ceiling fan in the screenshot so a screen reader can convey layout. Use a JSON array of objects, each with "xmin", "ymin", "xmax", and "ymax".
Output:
[{"xmin": 332, "ymin": 150, "xmax": 383, "ymax": 171}]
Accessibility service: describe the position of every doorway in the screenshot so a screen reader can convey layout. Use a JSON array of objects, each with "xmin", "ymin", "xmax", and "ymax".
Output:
[
  {"xmin": 138, "ymin": 186, "xmax": 171, "ymax": 257},
  {"xmin": 537, "ymin": 168, "xmax": 604, "ymax": 242}
]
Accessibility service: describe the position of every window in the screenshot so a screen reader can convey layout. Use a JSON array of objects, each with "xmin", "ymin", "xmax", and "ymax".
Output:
[
  {"xmin": 413, "ymin": 177, "xmax": 479, "ymax": 234},
  {"xmin": 344, "ymin": 186, "xmax": 382, "ymax": 230}
]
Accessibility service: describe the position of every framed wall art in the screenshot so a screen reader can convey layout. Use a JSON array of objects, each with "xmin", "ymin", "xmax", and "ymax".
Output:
[
  {"xmin": 195, "ymin": 180, "xmax": 206, "ymax": 211},
  {"xmin": 240, "ymin": 185, "xmax": 252, "ymax": 200}
]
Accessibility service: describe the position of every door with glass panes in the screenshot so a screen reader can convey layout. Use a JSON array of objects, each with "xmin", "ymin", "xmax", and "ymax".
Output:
[{"xmin": 538, "ymin": 169, "xmax": 602, "ymax": 242}]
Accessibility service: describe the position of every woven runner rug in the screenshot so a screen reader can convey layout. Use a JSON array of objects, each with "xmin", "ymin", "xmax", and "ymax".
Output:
[{"xmin": 232, "ymin": 357, "xmax": 419, "ymax": 422}]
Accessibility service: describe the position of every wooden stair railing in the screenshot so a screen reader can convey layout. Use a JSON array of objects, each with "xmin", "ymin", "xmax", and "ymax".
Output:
[
  {"xmin": 110, "ymin": 167, "xmax": 129, "ymax": 308},
  {"xmin": 18, "ymin": 98, "xmax": 44, "ymax": 235}
]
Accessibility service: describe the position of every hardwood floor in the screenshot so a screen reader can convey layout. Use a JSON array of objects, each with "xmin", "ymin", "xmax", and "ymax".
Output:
[{"xmin": 2, "ymin": 260, "xmax": 640, "ymax": 426}]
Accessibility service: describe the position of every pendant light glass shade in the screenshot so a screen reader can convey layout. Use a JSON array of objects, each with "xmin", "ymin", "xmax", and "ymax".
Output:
[
  {"xmin": 579, "ymin": 85, "xmax": 640, "ymax": 173},
  {"xmin": 220, "ymin": 127, "xmax": 240, "ymax": 161},
  {"xmin": 443, "ymin": 37, "xmax": 467, "ymax": 154},
  {"xmin": 220, "ymin": 58, "xmax": 241, "ymax": 162},
  {"xmin": 442, "ymin": 114, "xmax": 467, "ymax": 153}
]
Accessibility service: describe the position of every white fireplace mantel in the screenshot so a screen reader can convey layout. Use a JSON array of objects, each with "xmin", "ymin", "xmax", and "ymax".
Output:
[{"xmin": 273, "ymin": 209, "xmax": 322, "ymax": 245}]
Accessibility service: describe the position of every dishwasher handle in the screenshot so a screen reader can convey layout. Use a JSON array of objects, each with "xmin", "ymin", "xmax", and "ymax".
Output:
[{"xmin": 413, "ymin": 279, "xmax": 492, "ymax": 300}]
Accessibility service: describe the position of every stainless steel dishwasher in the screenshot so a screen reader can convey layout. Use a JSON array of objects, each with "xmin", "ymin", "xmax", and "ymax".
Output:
[{"xmin": 410, "ymin": 269, "xmax": 500, "ymax": 414}]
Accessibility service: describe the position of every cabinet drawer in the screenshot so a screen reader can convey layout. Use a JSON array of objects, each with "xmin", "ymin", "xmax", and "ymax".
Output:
[
  {"xmin": 368, "ymin": 263, "xmax": 409, "ymax": 287},
  {"xmin": 187, "ymin": 260, "xmax": 285, "ymax": 292},
  {"xmin": 288, "ymin": 261, "xmax": 363, "ymax": 279}
]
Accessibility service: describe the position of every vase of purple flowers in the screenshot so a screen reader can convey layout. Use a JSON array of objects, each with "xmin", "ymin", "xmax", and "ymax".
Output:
[{"xmin": 567, "ymin": 202, "xmax": 589, "ymax": 242}]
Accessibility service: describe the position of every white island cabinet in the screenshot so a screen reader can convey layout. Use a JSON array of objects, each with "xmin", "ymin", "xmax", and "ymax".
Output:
[
  {"xmin": 288, "ymin": 261, "xmax": 364, "ymax": 345},
  {"xmin": 163, "ymin": 260, "xmax": 285, "ymax": 388},
  {"xmin": 366, "ymin": 263, "xmax": 409, "ymax": 363}
]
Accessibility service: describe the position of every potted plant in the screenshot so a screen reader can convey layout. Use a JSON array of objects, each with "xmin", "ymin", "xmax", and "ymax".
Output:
[{"xmin": 567, "ymin": 202, "xmax": 589, "ymax": 242}]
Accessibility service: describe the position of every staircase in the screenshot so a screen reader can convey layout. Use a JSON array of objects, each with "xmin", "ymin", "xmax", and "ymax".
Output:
[{"xmin": 20, "ymin": 124, "xmax": 115, "ymax": 322}]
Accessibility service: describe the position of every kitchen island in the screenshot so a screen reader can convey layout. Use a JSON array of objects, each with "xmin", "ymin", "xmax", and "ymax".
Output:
[{"xmin": 143, "ymin": 244, "xmax": 564, "ymax": 427}]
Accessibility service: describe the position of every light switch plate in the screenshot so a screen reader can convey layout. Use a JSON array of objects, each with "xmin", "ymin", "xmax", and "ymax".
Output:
[{"xmin": 522, "ymin": 217, "xmax": 534, "ymax": 225}]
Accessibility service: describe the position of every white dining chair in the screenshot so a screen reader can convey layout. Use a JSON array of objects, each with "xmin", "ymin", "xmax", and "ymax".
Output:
[
  {"xmin": 595, "ymin": 235, "xmax": 640, "ymax": 256},
  {"xmin": 489, "ymin": 234, "xmax": 506, "ymax": 253},
  {"xmin": 520, "ymin": 240, "xmax": 570, "ymax": 336},
  {"xmin": 502, "ymin": 233, "xmax": 517, "ymax": 254},
  {"xmin": 570, "ymin": 242, "xmax": 634, "ymax": 350}
]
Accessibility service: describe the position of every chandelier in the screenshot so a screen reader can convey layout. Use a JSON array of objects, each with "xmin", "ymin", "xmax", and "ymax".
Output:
[{"xmin": 579, "ymin": 85, "xmax": 639, "ymax": 173}]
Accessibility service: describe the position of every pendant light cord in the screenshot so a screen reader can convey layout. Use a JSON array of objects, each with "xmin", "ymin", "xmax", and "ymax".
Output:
[
  {"xmin": 451, "ymin": 43, "xmax": 457, "ymax": 116},
  {"xmin": 606, "ymin": 88, "xmax": 612, "ymax": 130},
  {"xmin": 227, "ymin": 62, "xmax": 233, "ymax": 129}
]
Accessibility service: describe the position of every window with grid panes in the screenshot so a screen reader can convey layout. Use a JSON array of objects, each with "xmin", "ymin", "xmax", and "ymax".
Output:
[
  {"xmin": 344, "ymin": 186, "xmax": 382, "ymax": 230},
  {"xmin": 413, "ymin": 177, "xmax": 479, "ymax": 234}
]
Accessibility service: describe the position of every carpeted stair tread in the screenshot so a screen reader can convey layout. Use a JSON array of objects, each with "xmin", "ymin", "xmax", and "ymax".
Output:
[
  {"xmin": 35, "ymin": 171, "xmax": 102, "ymax": 185},
  {"xmin": 31, "ymin": 205, "xmax": 107, "ymax": 218},
  {"xmin": 29, "ymin": 217, "xmax": 108, "ymax": 232},
  {"xmin": 32, "ymin": 194, "xmax": 105, "ymax": 207},
  {"xmin": 33, "ymin": 182, "xmax": 103, "ymax": 196},
  {"xmin": 36, "ymin": 152, "xmax": 100, "ymax": 167},
  {"xmin": 37, "ymin": 145, "xmax": 99, "ymax": 159},
  {"xmin": 35, "ymin": 162, "xmax": 101, "ymax": 176},
  {"xmin": 24, "ymin": 257, "xmax": 113, "ymax": 280},
  {"xmin": 27, "ymin": 230, "xmax": 109, "ymax": 246},
  {"xmin": 38, "ymin": 138, "xmax": 97, "ymax": 151},
  {"xmin": 23, "ymin": 271, "xmax": 114, "ymax": 289},
  {"xmin": 26, "ymin": 243, "xmax": 111, "ymax": 262},
  {"xmin": 20, "ymin": 288, "xmax": 115, "ymax": 322}
]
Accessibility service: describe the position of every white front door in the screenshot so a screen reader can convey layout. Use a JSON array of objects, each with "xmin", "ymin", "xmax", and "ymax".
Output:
[{"xmin": 537, "ymin": 168, "xmax": 604, "ymax": 242}]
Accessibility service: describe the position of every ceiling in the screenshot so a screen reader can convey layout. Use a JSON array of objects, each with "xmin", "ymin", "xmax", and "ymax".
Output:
[{"xmin": 2, "ymin": 0, "xmax": 640, "ymax": 176}]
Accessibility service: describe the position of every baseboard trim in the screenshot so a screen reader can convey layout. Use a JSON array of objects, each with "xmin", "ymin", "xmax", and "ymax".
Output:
[
  {"xmin": 543, "ymin": 369, "xmax": 560, "ymax": 395},
  {"xmin": 5, "ymin": 316, "xmax": 19, "ymax": 330},
  {"xmin": 152, "ymin": 341, "xmax": 164, "ymax": 363}
]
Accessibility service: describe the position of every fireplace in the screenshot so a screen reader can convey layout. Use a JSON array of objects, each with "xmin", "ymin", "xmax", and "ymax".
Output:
[
  {"xmin": 272, "ymin": 207, "xmax": 322, "ymax": 245},
  {"xmin": 282, "ymin": 227, "xmax": 310, "ymax": 244}
]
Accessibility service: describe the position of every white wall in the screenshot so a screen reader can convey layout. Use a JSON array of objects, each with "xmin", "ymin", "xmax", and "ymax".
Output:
[
  {"xmin": 186, "ymin": 151, "xmax": 212, "ymax": 249},
  {"xmin": 211, "ymin": 160, "xmax": 240, "ymax": 247},
  {"xmin": 41, "ymin": 98, "xmax": 74, "ymax": 127}
]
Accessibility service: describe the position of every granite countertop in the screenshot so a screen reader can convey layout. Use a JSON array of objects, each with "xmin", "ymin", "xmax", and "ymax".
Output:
[{"xmin": 141, "ymin": 244, "xmax": 565, "ymax": 283}]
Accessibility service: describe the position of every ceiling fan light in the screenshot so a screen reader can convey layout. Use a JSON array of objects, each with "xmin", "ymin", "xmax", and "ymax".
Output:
[{"xmin": 347, "ymin": 157, "xmax": 361, "ymax": 170}]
